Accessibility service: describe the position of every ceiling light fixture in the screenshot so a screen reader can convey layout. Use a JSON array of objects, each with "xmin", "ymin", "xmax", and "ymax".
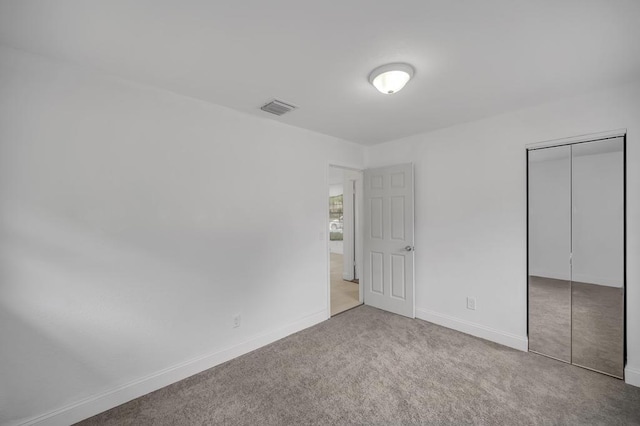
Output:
[{"xmin": 368, "ymin": 63, "xmax": 415, "ymax": 94}]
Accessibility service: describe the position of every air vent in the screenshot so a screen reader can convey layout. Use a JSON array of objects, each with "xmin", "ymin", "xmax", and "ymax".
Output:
[{"xmin": 260, "ymin": 99, "xmax": 297, "ymax": 116}]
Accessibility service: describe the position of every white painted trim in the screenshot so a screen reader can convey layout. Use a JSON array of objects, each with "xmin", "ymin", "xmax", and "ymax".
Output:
[
  {"xmin": 625, "ymin": 366, "xmax": 640, "ymax": 388},
  {"xmin": 355, "ymin": 174, "xmax": 364, "ymax": 304},
  {"xmin": 328, "ymin": 162, "xmax": 364, "ymax": 173},
  {"xmin": 570, "ymin": 273, "xmax": 623, "ymax": 288},
  {"xmin": 16, "ymin": 310, "xmax": 328, "ymax": 426},
  {"xmin": 529, "ymin": 271, "xmax": 623, "ymax": 288},
  {"xmin": 528, "ymin": 270, "xmax": 570, "ymax": 281},
  {"xmin": 342, "ymin": 174, "xmax": 355, "ymax": 282},
  {"xmin": 325, "ymin": 164, "xmax": 332, "ymax": 319},
  {"xmin": 526, "ymin": 128, "xmax": 626, "ymax": 150},
  {"xmin": 416, "ymin": 308, "xmax": 528, "ymax": 351}
]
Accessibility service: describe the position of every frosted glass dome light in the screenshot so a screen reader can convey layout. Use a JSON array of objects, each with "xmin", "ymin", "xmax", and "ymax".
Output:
[{"xmin": 369, "ymin": 63, "xmax": 415, "ymax": 94}]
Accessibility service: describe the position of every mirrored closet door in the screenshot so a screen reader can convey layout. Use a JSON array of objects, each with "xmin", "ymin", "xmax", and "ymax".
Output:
[{"xmin": 527, "ymin": 136, "xmax": 624, "ymax": 378}]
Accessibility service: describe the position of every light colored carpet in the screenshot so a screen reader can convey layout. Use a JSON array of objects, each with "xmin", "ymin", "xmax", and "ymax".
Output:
[
  {"xmin": 528, "ymin": 276, "xmax": 572, "ymax": 361},
  {"xmin": 528, "ymin": 276, "xmax": 624, "ymax": 377},
  {"xmin": 330, "ymin": 252, "xmax": 359, "ymax": 316},
  {"xmin": 76, "ymin": 306, "xmax": 640, "ymax": 425},
  {"xmin": 571, "ymin": 281, "xmax": 624, "ymax": 377}
]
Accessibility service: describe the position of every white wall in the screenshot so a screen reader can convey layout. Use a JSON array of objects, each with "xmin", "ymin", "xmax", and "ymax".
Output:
[
  {"xmin": 572, "ymin": 149, "xmax": 624, "ymax": 287},
  {"xmin": 528, "ymin": 154, "xmax": 571, "ymax": 281},
  {"xmin": 1, "ymin": 42, "xmax": 638, "ymax": 426},
  {"xmin": 529, "ymin": 146, "xmax": 624, "ymax": 287},
  {"xmin": 329, "ymin": 184, "xmax": 343, "ymax": 197},
  {"xmin": 0, "ymin": 46, "xmax": 365, "ymax": 425},
  {"xmin": 366, "ymin": 81, "xmax": 640, "ymax": 386}
]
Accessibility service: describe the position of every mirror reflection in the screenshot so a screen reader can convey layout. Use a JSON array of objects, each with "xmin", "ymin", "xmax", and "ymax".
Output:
[
  {"xmin": 528, "ymin": 137, "xmax": 624, "ymax": 378},
  {"xmin": 528, "ymin": 145, "xmax": 572, "ymax": 362},
  {"xmin": 571, "ymin": 138, "xmax": 624, "ymax": 377}
]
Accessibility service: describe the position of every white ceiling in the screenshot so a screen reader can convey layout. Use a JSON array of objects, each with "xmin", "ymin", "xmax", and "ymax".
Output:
[{"xmin": 1, "ymin": 0, "xmax": 639, "ymax": 145}]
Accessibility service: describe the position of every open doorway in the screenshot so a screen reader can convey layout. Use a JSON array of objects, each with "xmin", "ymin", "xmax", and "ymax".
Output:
[{"xmin": 328, "ymin": 165, "xmax": 363, "ymax": 316}]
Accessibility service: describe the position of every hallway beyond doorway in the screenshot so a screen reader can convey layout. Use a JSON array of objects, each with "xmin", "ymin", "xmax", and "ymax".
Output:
[{"xmin": 331, "ymin": 252, "xmax": 360, "ymax": 316}]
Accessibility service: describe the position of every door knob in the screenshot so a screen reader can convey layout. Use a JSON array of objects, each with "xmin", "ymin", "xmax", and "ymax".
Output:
[{"xmin": 404, "ymin": 246, "xmax": 414, "ymax": 252}]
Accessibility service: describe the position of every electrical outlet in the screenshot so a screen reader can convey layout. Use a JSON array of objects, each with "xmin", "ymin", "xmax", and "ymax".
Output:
[
  {"xmin": 466, "ymin": 297, "xmax": 476, "ymax": 310},
  {"xmin": 233, "ymin": 314, "xmax": 241, "ymax": 328}
]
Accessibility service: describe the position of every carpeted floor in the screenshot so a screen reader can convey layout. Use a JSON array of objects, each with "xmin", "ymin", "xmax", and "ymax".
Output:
[
  {"xmin": 528, "ymin": 276, "xmax": 624, "ymax": 377},
  {"xmin": 77, "ymin": 306, "xmax": 640, "ymax": 426},
  {"xmin": 572, "ymin": 281, "xmax": 624, "ymax": 378},
  {"xmin": 528, "ymin": 276, "xmax": 572, "ymax": 362}
]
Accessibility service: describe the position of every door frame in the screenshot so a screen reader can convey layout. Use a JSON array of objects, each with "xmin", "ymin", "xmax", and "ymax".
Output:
[
  {"xmin": 326, "ymin": 163, "xmax": 364, "ymax": 319},
  {"xmin": 525, "ymin": 128, "xmax": 627, "ymax": 378}
]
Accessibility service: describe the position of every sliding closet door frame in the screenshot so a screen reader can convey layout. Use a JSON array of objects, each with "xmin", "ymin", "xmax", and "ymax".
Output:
[
  {"xmin": 526, "ymin": 149, "xmax": 529, "ymax": 340},
  {"xmin": 525, "ymin": 130, "xmax": 627, "ymax": 378},
  {"xmin": 624, "ymin": 133, "xmax": 627, "ymax": 377}
]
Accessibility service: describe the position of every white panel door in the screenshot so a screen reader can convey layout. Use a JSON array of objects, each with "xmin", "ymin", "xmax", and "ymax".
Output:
[{"xmin": 363, "ymin": 164, "xmax": 414, "ymax": 318}]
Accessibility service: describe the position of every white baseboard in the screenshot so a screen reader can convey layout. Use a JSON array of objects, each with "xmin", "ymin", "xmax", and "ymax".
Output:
[
  {"xmin": 17, "ymin": 310, "xmax": 328, "ymax": 426},
  {"xmin": 530, "ymin": 271, "xmax": 622, "ymax": 288},
  {"xmin": 625, "ymin": 366, "xmax": 640, "ymax": 388},
  {"xmin": 415, "ymin": 308, "xmax": 528, "ymax": 352},
  {"xmin": 570, "ymin": 273, "xmax": 622, "ymax": 288},
  {"xmin": 528, "ymin": 269, "xmax": 570, "ymax": 281}
]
